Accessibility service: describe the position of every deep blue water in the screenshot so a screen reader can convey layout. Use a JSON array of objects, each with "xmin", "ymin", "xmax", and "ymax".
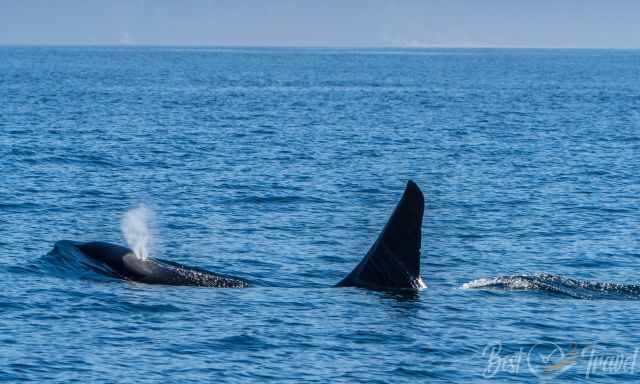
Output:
[{"xmin": 1, "ymin": 47, "xmax": 640, "ymax": 383}]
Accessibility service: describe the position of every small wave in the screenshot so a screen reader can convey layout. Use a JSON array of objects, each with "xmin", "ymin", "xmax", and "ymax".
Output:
[
  {"xmin": 35, "ymin": 241, "xmax": 121, "ymax": 282},
  {"xmin": 0, "ymin": 202, "xmax": 38, "ymax": 211},
  {"xmin": 462, "ymin": 274, "xmax": 640, "ymax": 299},
  {"xmin": 231, "ymin": 195, "xmax": 326, "ymax": 205}
]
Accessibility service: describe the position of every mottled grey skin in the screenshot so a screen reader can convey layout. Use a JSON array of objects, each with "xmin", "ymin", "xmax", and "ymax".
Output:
[{"xmin": 52, "ymin": 180, "xmax": 425, "ymax": 290}]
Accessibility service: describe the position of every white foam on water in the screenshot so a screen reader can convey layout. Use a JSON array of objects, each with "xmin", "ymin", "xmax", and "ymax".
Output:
[{"xmin": 121, "ymin": 204, "xmax": 154, "ymax": 260}]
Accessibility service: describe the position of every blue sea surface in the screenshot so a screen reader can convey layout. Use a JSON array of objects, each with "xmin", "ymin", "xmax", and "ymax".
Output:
[{"xmin": 1, "ymin": 47, "xmax": 640, "ymax": 383}]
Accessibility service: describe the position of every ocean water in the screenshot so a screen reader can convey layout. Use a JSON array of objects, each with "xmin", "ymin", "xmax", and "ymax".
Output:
[{"xmin": 1, "ymin": 47, "xmax": 640, "ymax": 383}]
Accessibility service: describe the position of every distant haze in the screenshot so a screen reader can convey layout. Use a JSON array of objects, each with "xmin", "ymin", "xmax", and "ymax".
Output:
[{"xmin": 1, "ymin": 0, "xmax": 639, "ymax": 48}]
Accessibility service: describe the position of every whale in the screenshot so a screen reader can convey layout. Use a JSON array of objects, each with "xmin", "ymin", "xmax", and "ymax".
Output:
[
  {"xmin": 50, "ymin": 180, "xmax": 425, "ymax": 291},
  {"xmin": 52, "ymin": 240, "xmax": 250, "ymax": 288}
]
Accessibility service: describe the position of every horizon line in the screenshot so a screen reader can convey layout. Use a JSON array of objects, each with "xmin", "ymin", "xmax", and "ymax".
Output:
[{"xmin": 1, "ymin": 43, "xmax": 640, "ymax": 50}]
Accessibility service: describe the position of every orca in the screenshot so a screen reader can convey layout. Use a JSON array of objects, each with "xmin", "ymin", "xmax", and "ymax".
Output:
[{"xmin": 51, "ymin": 180, "xmax": 425, "ymax": 291}]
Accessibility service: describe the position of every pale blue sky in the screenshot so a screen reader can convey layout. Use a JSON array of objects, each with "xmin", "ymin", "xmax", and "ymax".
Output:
[{"xmin": 1, "ymin": 0, "xmax": 639, "ymax": 48}]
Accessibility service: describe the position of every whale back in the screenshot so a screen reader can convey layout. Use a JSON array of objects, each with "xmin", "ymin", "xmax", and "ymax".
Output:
[
  {"xmin": 64, "ymin": 241, "xmax": 248, "ymax": 287},
  {"xmin": 336, "ymin": 180, "xmax": 425, "ymax": 290},
  {"xmin": 74, "ymin": 241, "xmax": 145, "ymax": 279}
]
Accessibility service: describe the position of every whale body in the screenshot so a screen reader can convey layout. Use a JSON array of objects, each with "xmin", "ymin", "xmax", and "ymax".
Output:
[
  {"xmin": 52, "ymin": 240, "xmax": 249, "ymax": 287},
  {"xmin": 51, "ymin": 180, "xmax": 425, "ymax": 291}
]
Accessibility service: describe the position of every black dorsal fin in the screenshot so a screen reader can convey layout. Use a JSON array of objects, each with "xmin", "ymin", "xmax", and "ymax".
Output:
[{"xmin": 336, "ymin": 180, "xmax": 425, "ymax": 290}]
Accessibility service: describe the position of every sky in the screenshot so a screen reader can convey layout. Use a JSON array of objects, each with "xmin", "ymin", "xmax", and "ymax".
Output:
[{"xmin": 1, "ymin": 0, "xmax": 639, "ymax": 48}]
